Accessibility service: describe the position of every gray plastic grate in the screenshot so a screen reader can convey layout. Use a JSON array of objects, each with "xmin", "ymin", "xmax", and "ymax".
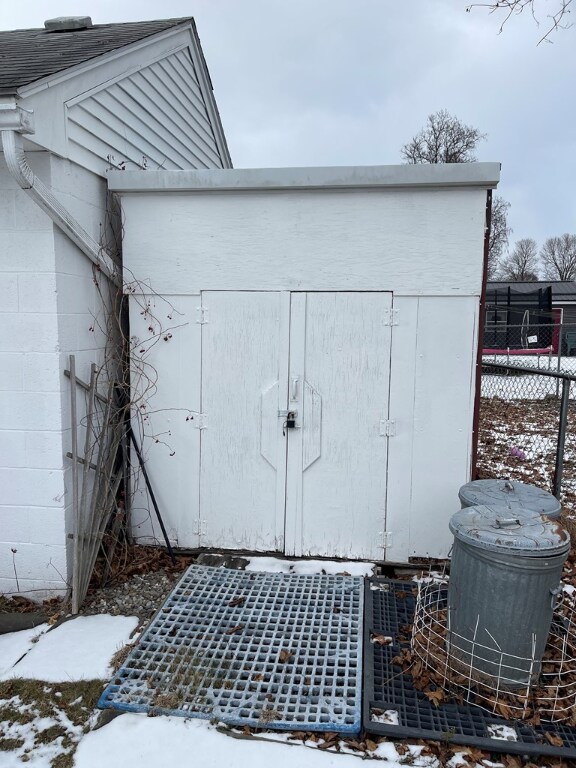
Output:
[
  {"xmin": 99, "ymin": 565, "xmax": 363, "ymax": 732},
  {"xmin": 364, "ymin": 578, "xmax": 576, "ymax": 760}
]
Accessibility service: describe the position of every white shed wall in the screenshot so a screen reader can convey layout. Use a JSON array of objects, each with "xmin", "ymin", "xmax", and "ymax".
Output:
[
  {"xmin": 118, "ymin": 179, "xmax": 488, "ymax": 561},
  {"xmin": 128, "ymin": 294, "xmax": 201, "ymax": 548},
  {"xmin": 119, "ymin": 187, "xmax": 486, "ymax": 296},
  {"xmin": 386, "ymin": 295, "xmax": 479, "ymax": 560}
]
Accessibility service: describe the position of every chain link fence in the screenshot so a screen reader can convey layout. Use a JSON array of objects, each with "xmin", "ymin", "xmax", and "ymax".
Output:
[{"xmin": 478, "ymin": 361, "xmax": 576, "ymax": 535}]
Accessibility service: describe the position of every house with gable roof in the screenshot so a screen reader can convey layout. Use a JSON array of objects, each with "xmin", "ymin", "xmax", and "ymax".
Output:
[{"xmin": 0, "ymin": 15, "xmax": 231, "ymax": 597}]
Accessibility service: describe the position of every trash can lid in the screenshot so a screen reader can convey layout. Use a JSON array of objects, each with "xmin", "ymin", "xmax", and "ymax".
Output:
[
  {"xmin": 458, "ymin": 479, "xmax": 561, "ymax": 517},
  {"xmin": 449, "ymin": 505, "xmax": 571, "ymax": 556}
]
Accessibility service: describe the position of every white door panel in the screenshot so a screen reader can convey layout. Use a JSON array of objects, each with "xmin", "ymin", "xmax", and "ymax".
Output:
[
  {"xmin": 199, "ymin": 290, "xmax": 392, "ymax": 559},
  {"xmin": 199, "ymin": 291, "xmax": 289, "ymax": 551},
  {"xmin": 285, "ymin": 292, "xmax": 392, "ymax": 559}
]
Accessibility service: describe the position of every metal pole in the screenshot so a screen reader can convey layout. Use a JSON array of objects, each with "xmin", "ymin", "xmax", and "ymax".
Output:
[
  {"xmin": 553, "ymin": 379, "xmax": 571, "ymax": 500},
  {"xmin": 556, "ymin": 318, "xmax": 563, "ymax": 396},
  {"xmin": 129, "ymin": 427, "xmax": 176, "ymax": 563}
]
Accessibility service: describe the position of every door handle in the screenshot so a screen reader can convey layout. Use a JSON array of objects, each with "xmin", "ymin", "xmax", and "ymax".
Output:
[{"xmin": 291, "ymin": 376, "xmax": 299, "ymax": 401}]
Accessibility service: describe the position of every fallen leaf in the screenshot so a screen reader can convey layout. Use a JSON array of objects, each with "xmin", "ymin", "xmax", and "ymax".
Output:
[
  {"xmin": 225, "ymin": 624, "xmax": 243, "ymax": 635},
  {"xmin": 365, "ymin": 739, "xmax": 378, "ymax": 752},
  {"xmin": 423, "ymin": 688, "xmax": 445, "ymax": 707},
  {"xmin": 228, "ymin": 596, "xmax": 246, "ymax": 607},
  {"xmin": 462, "ymin": 747, "xmax": 486, "ymax": 763},
  {"xmin": 544, "ymin": 732, "xmax": 564, "ymax": 747},
  {"xmin": 394, "ymin": 743, "xmax": 409, "ymax": 755},
  {"xmin": 252, "ymin": 673, "xmax": 263, "ymax": 682},
  {"xmin": 344, "ymin": 739, "xmax": 363, "ymax": 752},
  {"xmin": 495, "ymin": 701, "xmax": 513, "ymax": 719},
  {"xmin": 279, "ymin": 649, "xmax": 293, "ymax": 663}
]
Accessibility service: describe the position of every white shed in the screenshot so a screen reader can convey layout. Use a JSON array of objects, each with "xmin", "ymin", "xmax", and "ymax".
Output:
[{"xmin": 109, "ymin": 163, "xmax": 500, "ymax": 563}]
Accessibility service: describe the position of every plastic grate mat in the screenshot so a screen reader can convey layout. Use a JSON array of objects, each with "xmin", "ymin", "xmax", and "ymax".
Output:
[
  {"xmin": 99, "ymin": 564, "xmax": 363, "ymax": 732},
  {"xmin": 364, "ymin": 578, "xmax": 576, "ymax": 759}
]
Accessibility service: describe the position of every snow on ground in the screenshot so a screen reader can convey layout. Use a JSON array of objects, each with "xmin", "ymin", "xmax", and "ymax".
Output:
[
  {"xmin": 73, "ymin": 713, "xmax": 437, "ymax": 768},
  {"xmin": 0, "ymin": 624, "xmax": 48, "ymax": 676},
  {"xmin": 0, "ymin": 615, "xmax": 138, "ymax": 682},
  {"xmin": 0, "ymin": 609, "xmax": 522, "ymax": 768},
  {"xmin": 245, "ymin": 557, "xmax": 375, "ymax": 577}
]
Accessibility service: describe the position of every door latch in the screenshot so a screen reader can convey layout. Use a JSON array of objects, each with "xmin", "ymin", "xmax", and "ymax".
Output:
[{"xmin": 282, "ymin": 410, "xmax": 298, "ymax": 435}]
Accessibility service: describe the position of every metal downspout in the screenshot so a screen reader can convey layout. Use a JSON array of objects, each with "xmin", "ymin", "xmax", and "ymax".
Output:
[{"xmin": 0, "ymin": 106, "xmax": 119, "ymax": 285}]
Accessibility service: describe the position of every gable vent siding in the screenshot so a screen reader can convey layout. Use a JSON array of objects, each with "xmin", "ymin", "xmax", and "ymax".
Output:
[{"xmin": 67, "ymin": 49, "xmax": 224, "ymax": 171}]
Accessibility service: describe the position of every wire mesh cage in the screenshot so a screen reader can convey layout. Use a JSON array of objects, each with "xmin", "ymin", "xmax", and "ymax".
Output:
[{"xmin": 411, "ymin": 582, "xmax": 576, "ymax": 724}]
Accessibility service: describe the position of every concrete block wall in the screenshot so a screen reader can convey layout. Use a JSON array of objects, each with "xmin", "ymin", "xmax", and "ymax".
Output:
[
  {"xmin": 0, "ymin": 152, "xmax": 117, "ymax": 598},
  {"xmin": 0, "ymin": 151, "xmax": 68, "ymax": 596}
]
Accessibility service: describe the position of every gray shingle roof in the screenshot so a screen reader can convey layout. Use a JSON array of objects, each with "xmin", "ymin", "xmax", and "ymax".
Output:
[{"xmin": 0, "ymin": 18, "xmax": 194, "ymax": 95}]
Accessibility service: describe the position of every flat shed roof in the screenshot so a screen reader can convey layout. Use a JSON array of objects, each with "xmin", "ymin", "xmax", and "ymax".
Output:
[{"xmin": 108, "ymin": 163, "xmax": 500, "ymax": 193}]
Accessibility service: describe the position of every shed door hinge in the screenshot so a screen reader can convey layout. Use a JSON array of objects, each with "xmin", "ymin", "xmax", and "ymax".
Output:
[
  {"xmin": 379, "ymin": 419, "xmax": 396, "ymax": 437},
  {"xmin": 379, "ymin": 531, "xmax": 392, "ymax": 549},
  {"xmin": 193, "ymin": 519, "xmax": 207, "ymax": 537},
  {"xmin": 383, "ymin": 308, "xmax": 399, "ymax": 327},
  {"xmin": 196, "ymin": 306, "xmax": 209, "ymax": 324}
]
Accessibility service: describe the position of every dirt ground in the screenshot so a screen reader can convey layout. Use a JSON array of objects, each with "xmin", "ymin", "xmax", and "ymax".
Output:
[{"xmin": 477, "ymin": 395, "xmax": 576, "ymax": 541}]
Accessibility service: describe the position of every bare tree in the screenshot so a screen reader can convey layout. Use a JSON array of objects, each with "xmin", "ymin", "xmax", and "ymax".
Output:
[
  {"xmin": 401, "ymin": 110, "xmax": 487, "ymax": 164},
  {"xmin": 540, "ymin": 234, "xmax": 576, "ymax": 280},
  {"xmin": 487, "ymin": 196, "xmax": 513, "ymax": 278},
  {"xmin": 499, "ymin": 238, "xmax": 540, "ymax": 280},
  {"xmin": 466, "ymin": 0, "xmax": 573, "ymax": 44}
]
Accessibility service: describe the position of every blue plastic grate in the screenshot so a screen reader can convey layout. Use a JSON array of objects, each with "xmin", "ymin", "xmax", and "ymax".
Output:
[
  {"xmin": 99, "ymin": 565, "xmax": 363, "ymax": 732},
  {"xmin": 364, "ymin": 578, "xmax": 576, "ymax": 760}
]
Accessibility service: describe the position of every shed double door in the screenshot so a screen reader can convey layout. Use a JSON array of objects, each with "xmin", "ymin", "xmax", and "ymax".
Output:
[{"xmin": 199, "ymin": 291, "xmax": 393, "ymax": 559}]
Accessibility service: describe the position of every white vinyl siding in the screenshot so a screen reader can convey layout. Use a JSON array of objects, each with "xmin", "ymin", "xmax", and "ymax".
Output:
[{"xmin": 67, "ymin": 48, "xmax": 224, "ymax": 171}]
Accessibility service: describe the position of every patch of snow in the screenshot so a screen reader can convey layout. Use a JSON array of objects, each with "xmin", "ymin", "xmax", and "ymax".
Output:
[
  {"xmin": 563, "ymin": 584, "xmax": 575, "ymax": 596},
  {"xmin": 245, "ymin": 557, "xmax": 375, "ymax": 577},
  {"xmin": 74, "ymin": 714, "xmax": 363, "ymax": 767},
  {"xmin": 412, "ymin": 571, "xmax": 448, "ymax": 584},
  {"xmin": 370, "ymin": 708, "xmax": 399, "ymax": 725},
  {"xmin": 486, "ymin": 723, "xmax": 518, "ymax": 741},
  {"xmin": 0, "ymin": 624, "xmax": 49, "ymax": 676},
  {"xmin": 0, "ymin": 698, "xmax": 85, "ymax": 768},
  {"xmin": 374, "ymin": 742, "xmax": 438, "ymax": 765},
  {"xmin": 0, "ymin": 615, "xmax": 138, "ymax": 682}
]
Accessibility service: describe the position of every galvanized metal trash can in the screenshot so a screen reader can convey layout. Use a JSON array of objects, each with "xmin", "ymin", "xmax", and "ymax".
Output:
[
  {"xmin": 458, "ymin": 478, "xmax": 561, "ymax": 520},
  {"xmin": 447, "ymin": 505, "xmax": 570, "ymax": 688}
]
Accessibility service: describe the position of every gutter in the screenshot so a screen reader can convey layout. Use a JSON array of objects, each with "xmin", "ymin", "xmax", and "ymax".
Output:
[{"xmin": 0, "ymin": 101, "xmax": 119, "ymax": 285}]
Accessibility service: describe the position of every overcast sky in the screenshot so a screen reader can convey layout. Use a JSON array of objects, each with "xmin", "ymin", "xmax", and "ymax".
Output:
[{"xmin": 2, "ymin": 1, "xmax": 575, "ymax": 252}]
